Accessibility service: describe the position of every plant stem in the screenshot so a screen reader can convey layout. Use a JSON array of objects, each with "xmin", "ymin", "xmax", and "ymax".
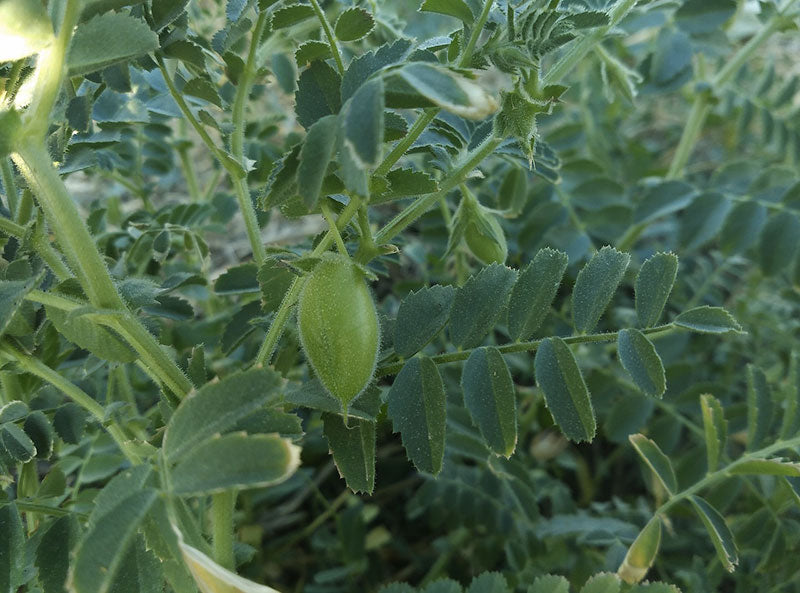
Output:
[
  {"xmin": 13, "ymin": 142, "xmax": 121, "ymax": 308},
  {"xmin": 321, "ymin": 201, "xmax": 348, "ymax": 255},
  {"xmin": 212, "ymin": 491, "xmax": 236, "ymax": 570},
  {"xmin": 666, "ymin": 13, "xmax": 784, "ymax": 179},
  {"xmin": 0, "ymin": 342, "xmax": 142, "ymax": 465},
  {"xmin": 374, "ymin": 135, "xmax": 503, "ymax": 245},
  {"xmin": 460, "ymin": 0, "xmax": 495, "ymax": 67},
  {"xmin": 177, "ymin": 141, "xmax": 202, "ymax": 202},
  {"xmin": 309, "ymin": 0, "xmax": 344, "ymax": 74},
  {"xmin": 654, "ymin": 432, "xmax": 800, "ymax": 518},
  {"xmin": 254, "ymin": 198, "xmax": 360, "ymax": 365},
  {"xmin": 1, "ymin": 159, "xmax": 18, "ymax": 214},
  {"xmin": 541, "ymin": 0, "xmax": 640, "ymax": 86},
  {"xmin": 230, "ymin": 9, "xmax": 271, "ymax": 266},
  {"xmin": 373, "ymin": 109, "xmax": 438, "ymax": 177},
  {"xmin": 378, "ymin": 323, "xmax": 675, "ymax": 376},
  {"xmin": 23, "ymin": 0, "xmax": 81, "ymax": 139}
]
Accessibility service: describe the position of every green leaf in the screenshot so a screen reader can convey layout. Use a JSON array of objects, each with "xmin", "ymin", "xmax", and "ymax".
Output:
[
  {"xmin": 23, "ymin": 411, "xmax": 54, "ymax": 459},
  {"xmin": 323, "ymin": 413, "xmax": 376, "ymax": 494},
  {"xmin": 150, "ymin": 0, "xmax": 190, "ymax": 30},
  {"xmin": 69, "ymin": 489, "xmax": 158, "ymax": 593},
  {"xmin": 746, "ymin": 365, "xmax": 773, "ymax": 451},
  {"xmin": 507, "ymin": 248, "xmax": 569, "ymax": 341},
  {"xmin": 617, "ymin": 329, "xmax": 666, "ymax": 398},
  {"xmin": 700, "ymin": 394, "xmax": 726, "ymax": 473},
  {"xmin": 295, "ymin": 60, "xmax": 342, "ymax": 129},
  {"xmin": 758, "ymin": 211, "xmax": 800, "ymax": 276},
  {"xmin": 271, "ymin": 4, "xmax": 315, "ymax": 28},
  {"xmin": 0, "ymin": 502, "xmax": 24, "ymax": 593},
  {"xmin": 298, "ymin": 115, "xmax": 339, "ymax": 210},
  {"xmin": 0, "ymin": 278, "xmax": 41, "ymax": 341},
  {"xmin": 675, "ymin": 0, "xmax": 736, "ymax": 33},
  {"xmin": 387, "ymin": 357, "xmax": 447, "ymax": 475},
  {"xmin": 679, "ymin": 192, "xmax": 732, "ymax": 251},
  {"xmin": 67, "ymin": 12, "xmax": 158, "ymax": 76},
  {"xmin": 163, "ymin": 369, "xmax": 283, "ymax": 463},
  {"xmin": 394, "ymin": 285, "xmax": 456, "ymax": 358},
  {"xmin": 572, "ymin": 246, "xmax": 630, "ymax": 334},
  {"xmin": 36, "ymin": 515, "xmax": 80, "ymax": 593},
  {"xmin": 110, "ymin": 534, "xmax": 163, "ymax": 593},
  {"xmin": 461, "ymin": 347, "xmax": 518, "ymax": 457},
  {"xmin": 372, "ymin": 168, "xmax": 439, "ymax": 204},
  {"xmin": 780, "ymin": 351, "xmax": 800, "ymax": 440},
  {"xmin": 468, "ymin": 572, "xmax": 509, "ymax": 593},
  {"xmin": 633, "ymin": 181, "xmax": 696, "ymax": 225},
  {"xmin": 688, "ymin": 495, "xmax": 738, "ymax": 572},
  {"xmin": 534, "ymin": 337, "xmax": 596, "ymax": 443},
  {"xmin": 0, "ymin": 401, "xmax": 27, "ymax": 423},
  {"xmin": 89, "ymin": 465, "xmax": 154, "ymax": 527},
  {"xmin": 258, "ymin": 260, "xmax": 295, "ymax": 313},
  {"xmin": 341, "ymin": 39, "xmax": 412, "ymax": 101},
  {"xmin": 53, "ymin": 403, "xmax": 86, "ymax": 444},
  {"xmin": 449, "ymin": 264, "xmax": 517, "ymax": 349},
  {"xmin": 334, "ymin": 7, "xmax": 375, "ymax": 41},
  {"xmin": 580, "ymin": 573, "xmax": 621, "ymax": 593},
  {"xmin": 214, "ymin": 263, "xmax": 259, "ymax": 295},
  {"xmin": 296, "ymin": 40, "xmax": 332, "ymax": 65},
  {"xmin": 617, "ymin": 517, "xmax": 661, "ymax": 584},
  {"xmin": 46, "ymin": 293, "xmax": 137, "ymax": 363},
  {"xmin": 528, "ymin": 575, "xmax": 569, "ymax": 593},
  {"xmin": 635, "ymin": 252, "xmax": 678, "ymax": 328},
  {"xmin": 0, "ymin": 0, "xmax": 53, "ymax": 61},
  {"xmin": 729, "ymin": 458, "xmax": 800, "ymax": 477},
  {"xmin": 673, "ymin": 306, "xmax": 743, "ymax": 334},
  {"xmin": 343, "ymin": 77, "xmax": 384, "ymax": 168},
  {"xmin": 0, "ymin": 422, "xmax": 36, "ymax": 462},
  {"xmin": 719, "ymin": 201, "xmax": 766, "ymax": 255},
  {"xmin": 419, "ymin": 0, "xmax": 474, "ymax": 24},
  {"xmin": 424, "ymin": 579, "xmax": 462, "ymax": 593},
  {"xmin": 169, "ymin": 433, "xmax": 300, "ymax": 495},
  {"xmin": 628, "ymin": 434, "xmax": 677, "ymax": 494},
  {"xmin": 394, "ymin": 63, "xmax": 499, "ymax": 120}
]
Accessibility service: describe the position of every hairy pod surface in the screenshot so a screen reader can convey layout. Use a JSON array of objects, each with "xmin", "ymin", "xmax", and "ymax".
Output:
[{"xmin": 297, "ymin": 253, "xmax": 380, "ymax": 408}]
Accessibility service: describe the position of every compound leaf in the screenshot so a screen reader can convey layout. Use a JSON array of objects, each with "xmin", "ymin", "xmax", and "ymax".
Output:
[
  {"xmin": 394, "ymin": 285, "xmax": 455, "ymax": 358},
  {"xmin": 449, "ymin": 264, "xmax": 517, "ymax": 349}
]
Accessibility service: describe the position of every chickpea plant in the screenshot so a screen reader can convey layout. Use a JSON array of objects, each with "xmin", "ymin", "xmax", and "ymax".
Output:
[{"xmin": 2, "ymin": 0, "xmax": 800, "ymax": 592}]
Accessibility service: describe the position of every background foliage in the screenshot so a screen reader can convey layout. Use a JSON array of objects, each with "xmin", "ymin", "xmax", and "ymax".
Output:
[{"xmin": 2, "ymin": 0, "xmax": 800, "ymax": 592}]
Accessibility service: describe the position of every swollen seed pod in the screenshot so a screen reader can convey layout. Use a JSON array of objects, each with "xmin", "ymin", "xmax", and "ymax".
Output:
[
  {"xmin": 465, "ymin": 210, "xmax": 508, "ymax": 265},
  {"xmin": 297, "ymin": 253, "xmax": 380, "ymax": 410}
]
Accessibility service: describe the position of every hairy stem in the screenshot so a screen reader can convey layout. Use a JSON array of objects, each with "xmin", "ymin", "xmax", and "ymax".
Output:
[
  {"xmin": 212, "ymin": 491, "xmax": 236, "ymax": 570},
  {"xmin": 309, "ymin": 0, "xmax": 344, "ymax": 74},
  {"xmin": 378, "ymin": 324, "xmax": 675, "ymax": 376},
  {"xmin": 460, "ymin": 0, "xmax": 495, "ymax": 67},
  {"xmin": 230, "ymin": 10, "xmax": 271, "ymax": 265},
  {"xmin": 23, "ymin": 0, "xmax": 81, "ymax": 139},
  {"xmin": 374, "ymin": 135, "xmax": 503, "ymax": 245}
]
